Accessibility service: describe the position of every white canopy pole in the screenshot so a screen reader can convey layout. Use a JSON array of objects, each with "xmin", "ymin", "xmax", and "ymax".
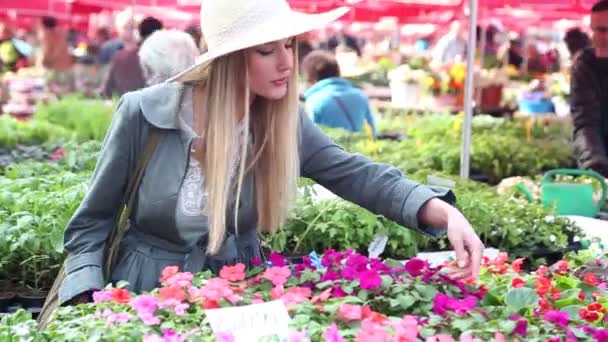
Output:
[{"xmin": 459, "ymin": 0, "xmax": 478, "ymax": 179}]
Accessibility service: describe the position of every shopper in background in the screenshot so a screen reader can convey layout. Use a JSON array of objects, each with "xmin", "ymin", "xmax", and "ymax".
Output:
[
  {"xmin": 101, "ymin": 16, "xmax": 163, "ymax": 98},
  {"xmin": 139, "ymin": 29, "xmax": 199, "ymax": 86},
  {"xmin": 301, "ymin": 50, "xmax": 376, "ymax": 135},
  {"xmin": 432, "ymin": 21, "xmax": 467, "ymax": 65},
  {"xmin": 564, "ymin": 27, "xmax": 591, "ymax": 60},
  {"xmin": 571, "ymin": 0, "xmax": 608, "ymax": 176},
  {"xmin": 38, "ymin": 16, "xmax": 74, "ymax": 94}
]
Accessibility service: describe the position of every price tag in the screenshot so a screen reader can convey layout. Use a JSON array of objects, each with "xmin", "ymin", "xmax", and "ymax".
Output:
[
  {"xmin": 205, "ymin": 300, "xmax": 290, "ymax": 341},
  {"xmin": 368, "ymin": 234, "xmax": 389, "ymax": 259}
]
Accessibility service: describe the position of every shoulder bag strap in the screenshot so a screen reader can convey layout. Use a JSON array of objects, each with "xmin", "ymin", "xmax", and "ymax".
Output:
[{"xmin": 103, "ymin": 127, "xmax": 161, "ymax": 280}]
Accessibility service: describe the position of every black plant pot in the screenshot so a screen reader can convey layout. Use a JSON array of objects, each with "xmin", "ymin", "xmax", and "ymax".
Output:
[
  {"xmin": 16, "ymin": 292, "xmax": 48, "ymax": 320},
  {"xmin": 0, "ymin": 292, "xmax": 16, "ymax": 313}
]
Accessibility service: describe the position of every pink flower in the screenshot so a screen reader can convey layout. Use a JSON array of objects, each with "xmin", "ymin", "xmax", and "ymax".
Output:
[
  {"xmin": 425, "ymin": 335, "xmax": 455, "ymax": 342},
  {"xmin": 160, "ymin": 266, "xmax": 180, "ymax": 283},
  {"xmin": 263, "ymin": 266, "xmax": 291, "ymax": 287},
  {"xmin": 311, "ymin": 288, "xmax": 332, "ymax": 304},
  {"xmin": 359, "ymin": 270, "xmax": 382, "ymax": 290},
  {"xmin": 216, "ymin": 332, "xmax": 235, "ymax": 342},
  {"xmin": 220, "ymin": 263, "xmax": 246, "ymax": 282},
  {"xmin": 543, "ymin": 310, "xmax": 569, "ymax": 328},
  {"xmin": 174, "ymin": 303, "xmax": 189, "ymax": 316},
  {"xmin": 323, "ymin": 323, "xmax": 344, "ymax": 342},
  {"xmin": 494, "ymin": 333, "xmax": 506, "ymax": 342},
  {"xmin": 459, "ymin": 335, "xmax": 482, "ymax": 342},
  {"xmin": 159, "ymin": 285, "xmax": 187, "ymax": 302},
  {"xmin": 50, "ymin": 148, "xmax": 65, "ymax": 161},
  {"xmin": 269, "ymin": 252, "xmax": 287, "ymax": 267},
  {"xmin": 391, "ymin": 315, "xmax": 418, "ymax": 341},
  {"xmin": 355, "ymin": 319, "xmax": 389, "ymax": 342},
  {"xmin": 199, "ymin": 278, "xmax": 233, "ymax": 301},
  {"xmin": 270, "ymin": 285, "xmax": 285, "ymax": 300},
  {"xmin": 92, "ymin": 290, "xmax": 112, "ymax": 303},
  {"xmin": 288, "ymin": 329, "xmax": 310, "ymax": 342},
  {"xmin": 404, "ymin": 258, "xmax": 427, "ymax": 277},
  {"xmin": 281, "ymin": 287, "xmax": 312, "ymax": 307},
  {"xmin": 131, "ymin": 295, "xmax": 160, "ymax": 326},
  {"xmin": 337, "ymin": 303, "xmax": 363, "ymax": 322},
  {"xmin": 166, "ymin": 272, "xmax": 194, "ymax": 288},
  {"xmin": 432, "ymin": 294, "xmax": 477, "ymax": 316},
  {"xmin": 162, "ymin": 328, "xmax": 186, "ymax": 342},
  {"xmin": 143, "ymin": 334, "xmax": 163, "ymax": 342}
]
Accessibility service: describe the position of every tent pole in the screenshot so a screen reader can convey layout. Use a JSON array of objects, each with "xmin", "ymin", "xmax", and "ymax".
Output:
[{"xmin": 460, "ymin": 0, "xmax": 478, "ymax": 179}]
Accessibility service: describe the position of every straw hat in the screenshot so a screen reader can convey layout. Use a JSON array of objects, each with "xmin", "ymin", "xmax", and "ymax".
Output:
[{"xmin": 169, "ymin": 0, "xmax": 349, "ymax": 82}]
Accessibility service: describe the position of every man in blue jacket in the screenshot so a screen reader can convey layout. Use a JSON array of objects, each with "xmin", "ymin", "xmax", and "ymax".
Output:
[{"xmin": 301, "ymin": 50, "xmax": 377, "ymax": 135}]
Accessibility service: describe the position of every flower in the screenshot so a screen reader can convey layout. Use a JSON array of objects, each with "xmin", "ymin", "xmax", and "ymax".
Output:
[
  {"xmin": 432, "ymin": 294, "xmax": 477, "ymax": 316},
  {"xmin": 588, "ymin": 302, "xmax": 606, "ymax": 314},
  {"xmin": 160, "ymin": 266, "xmax": 179, "ymax": 283},
  {"xmin": 220, "ymin": 263, "xmax": 246, "ymax": 282},
  {"xmin": 143, "ymin": 334, "xmax": 163, "ymax": 342},
  {"xmin": 543, "ymin": 310, "xmax": 569, "ymax": 328},
  {"xmin": 359, "ymin": 270, "xmax": 382, "ymax": 290},
  {"xmin": 110, "ymin": 288, "xmax": 131, "ymax": 304},
  {"xmin": 269, "ymin": 252, "xmax": 287, "ymax": 267},
  {"xmin": 585, "ymin": 273, "xmax": 599, "ymax": 286},
  {"xmin": 510, "ymin": 315, "xmax": 528, "ymax": 337},
  {"xmin": 162, "ymin": 328, "xmax": 186, "ymax": 342},
  {"xmin": 199, "ymin": 278, "xmax": 232, "ymax": 301},
  {"xmin": 281, "ymin": 286, "xmax": 312, "ymax": 307},
  {"xmin": 92, "ymin": 290, "xmax": 112, "ymax": 303},
  {"xmin": 173, "ymin": 303, "xmax": 189, "ymax": 316},
  {"xmin": 554, "ymin": 260, "xmax": 569, "ymax": 274},
  {"xmin": 321, "ymin": 270, "xmax": 341, "ymax": 282},
  {"xmin": 323, "ymin": 323, "xmax": 344, "ymax": 342},
  {"xmin": 166, "ymin": 272, "xmax": 194, "ymax": 288},
  {"xmin": 535, "ymin": 276, "xmax": 552, "ymax": 297},
  {"xmin": 288, "ymin": 329, "xmax": 310, "ymax": 342},
  {"xmin": 337, "ymin": 303, "xmax": 363, "ymax": 322},
  {"xmin": 511, "ymin": 278, "xmax": 525, "ymax": 288},
  {"xmin": 405, "ymin": 258, "xmax": 427, "ymax": 277},
  {"xmin": 216, "ymin": 332, "xmax": 235, "ymax": 342},
  {"xmin": 311, "ymin": 288, "xmax": 332, "ymax": 304},
  {"xmin": 391, "ymin": 315, "xmax": 418, "ymax": 341},
  {"xmin": 131, "ymin": 295, "xmax": 160, "ymax": 326},
  {"xmin": 580, "ymin": 308, "xmax": 600, "ymax": 322},
  {"xmin": 159, "ymin": 285, "xmax": 187, "ymax": 302},
  {"xmin": 355, "ymin": 319, "xmax": 389, "ymax": 342},
  {"xmin": 251, "ymin": 257, "xmax": 262, "ymax": 266},
  {"xmin": 263, "ymin": 266, "xmax": 291, "ymax": 287},
  {"xmin": 511, "ymin": 258, "xmax": 525, "ymax": 273},
  {"xmin": 202, "ymin": 299, "xmax": 220, "ymax": 309},
  {"xmin": 331, "ymin": 287, "xmax": 347, "ymax": 298},
  {"xmin": 50, "ymin": 148, "xmax": 65, "ymax": 161}
]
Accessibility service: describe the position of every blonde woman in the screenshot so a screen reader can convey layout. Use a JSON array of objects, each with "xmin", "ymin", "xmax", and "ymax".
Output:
[{"xmin": 60, "ymin": 0, "xmax": 483, "ymax": 305}]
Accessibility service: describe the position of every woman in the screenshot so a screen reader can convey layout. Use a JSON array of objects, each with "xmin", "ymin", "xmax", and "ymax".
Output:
[
  {"xmin": 60, "ymin": 0, "xmax": 483, "ymax": 305},
  {"xmin": 301, "ymin": 50, "xmax": 377, "ymax": 135},
  {"xmin": 138, "ymin": 29, "xmax": 200, "ymax": 86}
]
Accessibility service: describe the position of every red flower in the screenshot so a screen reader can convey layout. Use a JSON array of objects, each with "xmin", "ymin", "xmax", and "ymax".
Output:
[
  {"xmin": 160, "ymin": 266, "xmax": 179, "ymax": 283},
  {"xmin": 588, "ymin": 302, "xmax": 606, "ymax": 314},
  {"xmin": 202, "ymin": 299, "xmax": 220, "ymax": 309},
  {"xmin": 579, "ymin": 292, "xmax": 586, "ymax": 301},
  {"xmin": 580, "ymin": 308, "xmax": 600, "ymax": 322},
  {"xmin": 362, "ymin": 306, "xmax": 387, "ymax": 323},
  {"xmin": 538, "ymin": 298, "xmax": 552, "ymax": 312},
  {"xmin": 535, "ymin": 265, "xmax": 549, "ymax": 277},
  {"xmin": 512, "ymin": 278, "xmax": 525, "ymax": 288},
  {"xmin": 551, "ymin": 288, "xmax": 561, "ymax": 300},
  {"xmin": 554, "ymin": 260, "xmax": 569, "ymax": 275},
  {"xmin": 585, "ymin": 273, "xmax": 599, "ymax": 286},
  {"xmin": 50, "ymin": 148, "xmax": 66, "ymax": 161},
  {"xmin": 159, "ymin": 285, "xmax": 187, "ymax": 302},
  {"xmin": 511, "ymin": 258, "xmax": 525, "ymax": 273},
  {"xmin": 535, "ymin": 276, "xmax": 552, "ymax": 297},
  {"xmin": 110, "ymin": 288, "xmax": 131, "ymax": 304}
]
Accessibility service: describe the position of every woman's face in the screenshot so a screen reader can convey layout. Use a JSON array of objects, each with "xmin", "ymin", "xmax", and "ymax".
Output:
[{"xmin": 247, "ymin": 38, "xmax": 295, "ymax": 100}]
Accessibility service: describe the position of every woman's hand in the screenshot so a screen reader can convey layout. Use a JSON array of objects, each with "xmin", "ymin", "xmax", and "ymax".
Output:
[{"xmin": 418, "ymin": 198, "xmax": 484, "ymax": 280}]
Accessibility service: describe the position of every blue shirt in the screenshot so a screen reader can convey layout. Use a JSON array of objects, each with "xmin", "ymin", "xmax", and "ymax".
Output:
[{"xmin": 304, "ymin": 77, "xmax": 376, "ymax": 135}]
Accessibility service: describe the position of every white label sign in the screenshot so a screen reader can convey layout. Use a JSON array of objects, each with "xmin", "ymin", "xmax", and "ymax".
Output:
[{"xmin": 205, "ymin": 300, "xmax": 290, "ymax": 341}]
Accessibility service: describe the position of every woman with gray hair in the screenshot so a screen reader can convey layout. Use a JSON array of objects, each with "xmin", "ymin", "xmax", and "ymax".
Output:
[{"xmin": 138, "ymin": 29, "xmax": 200, "ymax": 85}]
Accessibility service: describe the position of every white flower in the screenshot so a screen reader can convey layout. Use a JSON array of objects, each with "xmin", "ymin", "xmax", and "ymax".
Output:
[{"xmin": 544, "ymin": 216, "xmax": 555, "ymax": 223}]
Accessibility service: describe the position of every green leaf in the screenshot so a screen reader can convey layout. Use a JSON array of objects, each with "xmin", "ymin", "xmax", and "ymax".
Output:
[
  {"xmin": 554, "ymin": 274, "xmax": 580, "ymax": 289},
  {"xmin": 419, "ymin": 327, "xmax": 436, "ymax": 339},
  {"xmin": 315, "ymin": 281, "xmax": 333, "ymax": 290},
  {"xmin": 451, "ymin": 318, "xmax": 475, "ymax": 332},
  {"xmin": 413, "ymin": 283, "xmax": 438, "ymax": 301},
  {"xmin": 562, "ymin": 305, "xmax": 585, "ymax": 321},
  {"xmin": 115, "ymin": 280, "xmax": 130, "ymax": 288},
  {"xmin": 559, "ymin": 288, "xmax": 581, "ymax": 299},
  {"xmin": 504, "ymin": 288, "xmax": 539, "ymax": 312},
  {"xmin": 358, "ymin": 290, "xmax": 369, "ymax": 301},
  {"xmin": 395, "ymin": 295, "xmax": 416, "ymax": 310}
]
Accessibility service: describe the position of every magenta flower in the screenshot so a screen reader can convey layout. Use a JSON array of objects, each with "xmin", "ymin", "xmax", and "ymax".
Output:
[
  {"xmin": 323, "ymin": 323, "xmax": 344, "ymax": 342},
  {"xmin": 341, "ymin": 266, "xmax": 359, "ymax": 281},
  {"xmin": 251, "ymin": 257, "xmax": 262, "ymax": 266},
  {"xmin": 359, "ymin": 270, "xmax": 382, "ymax": 290},
  {"xmin": 332, "ymin": 287, "xmax": 347, "ymax": 298},
  {"xmin": 432, "ymin": 294, "xmax": 477, "ymax": 316},
  {"xmin": 269, "ymin": 252, "xmax": 287, "ymax": 267},
  {"xmin": 92, "ymin": 290, "xmax": 112, "ymax": 303},
  {"xmin": 216, "ymin": 332, "xmax": 235, "ymax": 342},
  {"xmin": 404, "ymin": 258, "xmax": 428, "ymax": 277},
  {"xmin": 162, "ymin": 328, "xmax": 186, "ymax": 342},
  {"xmin": 345, "ymin": 254, "xmax": 368, "ymax": 269},
  {"xmin": 321, "ymin": 270, "xmax": 341, "ymax": 282},
  {"xmin": 131, "ymin": 295, "xmax": 160, "ymax": 326},
  {"xmin": 511, "ymin": 317, "xmax": 528, "ymax": 337},
  {"xmin": 543, "ymin": 310, "xmax": 570, "ymax": 328}
]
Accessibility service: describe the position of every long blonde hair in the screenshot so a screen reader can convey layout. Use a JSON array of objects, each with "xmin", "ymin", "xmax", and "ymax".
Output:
[{"xmin": 191, "ymin": 46, "xmax": 300, "ymax": 254}]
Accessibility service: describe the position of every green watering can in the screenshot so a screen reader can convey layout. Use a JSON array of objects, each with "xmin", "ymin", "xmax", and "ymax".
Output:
[{"xmin": 517, "ymin": 169, "xmax": 608, "ymax": 217}]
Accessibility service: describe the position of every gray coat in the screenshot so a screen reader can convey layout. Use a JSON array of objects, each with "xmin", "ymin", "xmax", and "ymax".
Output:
[{"xmin": 59, "ymin": 82, "xmax": 454, "ymax": 303}]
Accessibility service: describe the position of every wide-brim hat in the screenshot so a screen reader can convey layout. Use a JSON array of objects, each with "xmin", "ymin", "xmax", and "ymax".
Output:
[{"xmin": 169, "ymin": 0, "xmax": 349, "ymax": 83}]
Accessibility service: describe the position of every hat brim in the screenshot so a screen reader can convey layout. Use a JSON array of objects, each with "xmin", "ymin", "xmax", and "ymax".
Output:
[{"xmin": 168, "ymin": 6, "xmax": 349, "ymax": 83}]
